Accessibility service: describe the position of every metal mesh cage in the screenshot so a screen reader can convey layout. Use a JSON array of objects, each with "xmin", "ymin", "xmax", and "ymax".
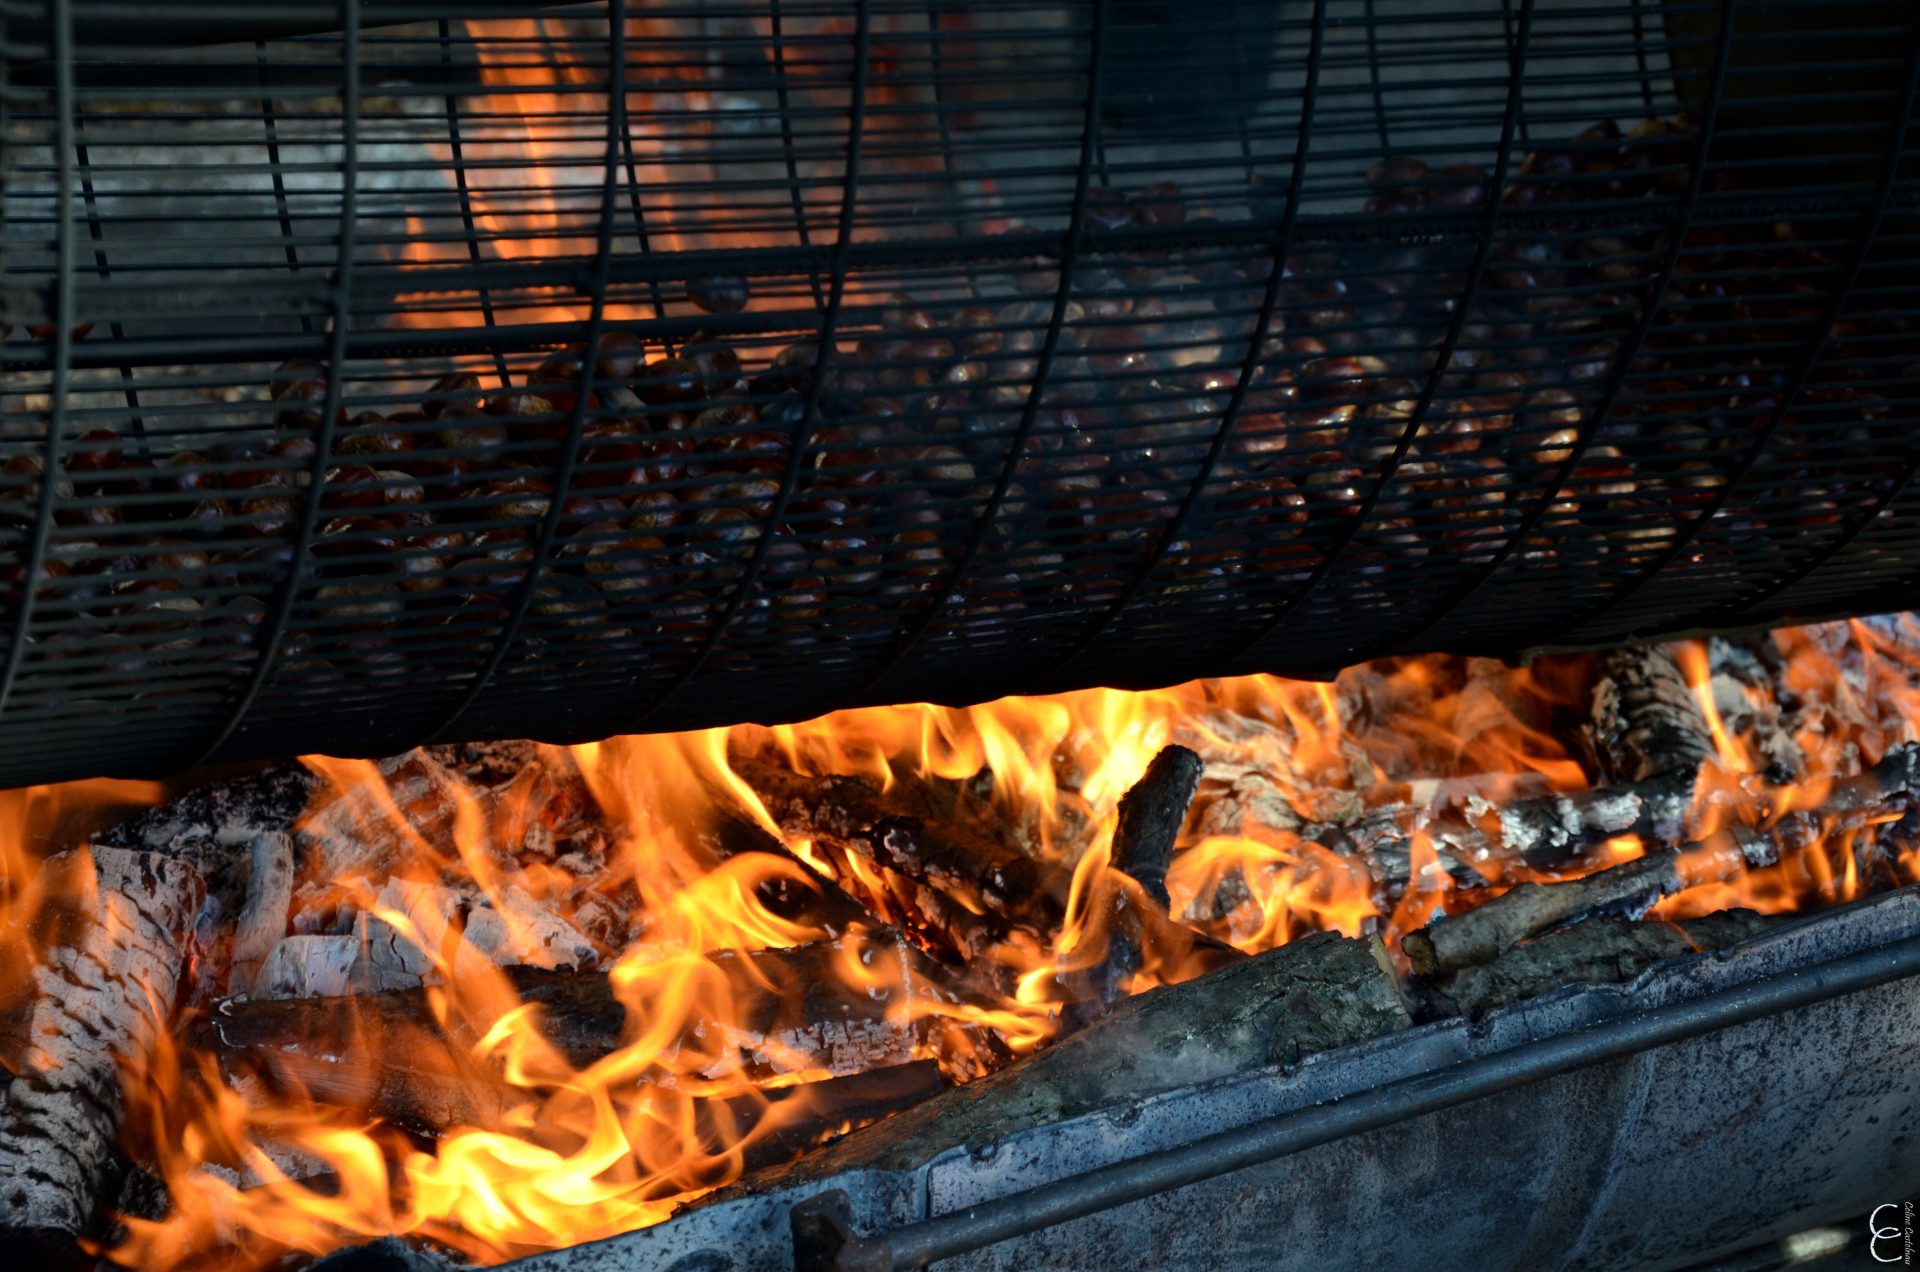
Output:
[{"xmin": 2, "ymin": 0, "xmax": 1919, "ymax": 784}]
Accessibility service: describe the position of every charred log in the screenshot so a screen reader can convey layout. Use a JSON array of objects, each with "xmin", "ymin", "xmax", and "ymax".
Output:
[
  {"xmin": 0, "ymin": 847, "xmax": 203, "ymax": 1264},
  {"xmin": 1587, "ymin": 644, "xmax": 1716, "ymax": 784},
  {"xmin": 1112, "ymin": 745, "xmax": 1204, "ymax": 910},
  {"xmin": 760, "ymin": 932, "xmax": 1410, "ymax": 1184},
  {"xmin": 1062, "ymin": 746, "xmax": 1237, "ymax": 1032},
  {"xmin": 1401, "ymin": 744, "xmax": 1920, "ymax": 974},
  {"xmin": 212, "ymin": 938, "xmax": 999, "ymax": 1134},
  {"xmin": 728, "ymin": 754, "xmax": 1064, "ymax": 963}
]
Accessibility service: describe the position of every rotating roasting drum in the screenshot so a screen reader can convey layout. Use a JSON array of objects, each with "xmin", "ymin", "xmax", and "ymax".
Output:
[{"xmin": 1, "ymin": 0, "xmax": 1919, "ymax": 785}]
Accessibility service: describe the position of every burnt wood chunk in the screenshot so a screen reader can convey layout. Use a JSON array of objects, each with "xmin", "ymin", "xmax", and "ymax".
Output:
[
  {"xmin": 1588, "ymin": 644, "xmax": 1717, "ymax": 784},
  {"xmin": 1112, "ymin": 744, "xmax": 1204, "ymax": 910},
  {"xmin": 730, "ymin": 755, "xmax": 1054, "ymax": 923},
  {"xmin": 760, "ymin": 932, "xmax": 1410, "ymax": 1182},
  {"xmin": 1063, "ymin": 746, "xmax": 1236, "ymax": 1031},
  {"xmin": 0, "ymin": 846, "xmax": 202, "ymax": 1261}
]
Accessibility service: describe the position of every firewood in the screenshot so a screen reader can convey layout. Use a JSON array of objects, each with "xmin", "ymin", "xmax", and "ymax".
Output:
[
  {"xmin": 727, "ymin": 753, "xmax": 1064, "ymax": 961},
  {"xmin": 212, "ymin": 938, "xmax": 999, "ymax": 1133},
  {"xmin": 1062, "ymin": 746, "xmax": 1238, "ymax": 1032},
  {"xmin": 229, "ymin": 831, "xmax": 295, "ymax": 995},
  {"xmin": 1436, "ymin": 910, "xmax": 1780, "ymax": 1015},
  {"xmin": 0, "ymin": 846, "xmax": 203, "ymax": 1262},
  {"xmin": 1112, "ymin": 745, "xmax": 1204, "ymax": 910},
  {"xmin": 297, "ymin": 752, "xmax": 465, "ymax": 882},
  {"xmin": 1587, "ymin": 644, "xmax": 1716, "ymax": 784},
  {"xmin": 252, "ymin": 934, "xmax": 359, "ymax": 1000},
  {"xmin": 757, "ymin": 932, "xmax": 1411, "ymax": 1184},
  {"xmin": 1403, "ymin": 837, "xmax": 1774, "ymax": 978},
  {"xmin": 1402, "ymin": 745, "xmax": 1920, "ymax": 975},
  {"xmin": 729, "ymin": 754, "xmax": 1057, "ymax": 920}
]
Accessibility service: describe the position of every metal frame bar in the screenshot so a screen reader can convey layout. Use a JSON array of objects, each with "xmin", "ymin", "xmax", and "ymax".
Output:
[
  {"xmin": 818, "ymin": 931, "xmax": 1920, "ymax": 1271},
  {"xmin": 438, "ymin": 16, "xmax": 509, "ymax": 385},
  {"xmin": 1210, "ymin": 0, "xmax": 1540, "ymax": 674},
  {"xmin": 767, "ymin": 0, "xmax": 825, "ymax": 312},
  {"xmin": 845, "ymin": 0, "xmax": 1115, "ymax": 708},
  {"xmin": 1372, "ymin": 0, "xmax": 1744, "ymax": 656},
  {"xmin": 422, "ymin": 0, "xmax": 632, "ymax": 744},
  {"xmin": 0, "ymin": 0, "xmax": 75, "ymax": 719},
  {"xmin": 72, "ymin": 112, "xmax": 145, "ymax": 437},
  {"xmin": 1022, "ymin": 0, "xmax": 1332, "ymax": 687},
  {"xmin": 629, "ymin": 0, "xmax": 874, "ymax": 727},
  {"xmin": 181, "ymin": 0, "xmax": 362, "ymax": 767}
]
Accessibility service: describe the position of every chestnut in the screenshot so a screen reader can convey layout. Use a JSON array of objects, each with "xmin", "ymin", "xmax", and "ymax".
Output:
[
  {"xmin": 634, "ymin": 357, "xmax": 704, "ymax": 406},
  {"xmin": 1133, "ymin": 181, "xmax": 1186, "ymax": 227},
  {"xmin": 594, "ymin": 330, "xmax": 647, "ymax": 382},
  {"xmin": 271, "ymin": 359, "xmax": 329, "ymax": 399},
  {"xmin": 1080, "ymin": 187, "xmax": 1136, "ymax": 232},
  {"xmin": 682, "ymin": 333, "xmax": 743, "ymax": 395},
  {"xmin": 66, "ymin": 429, "xmax": 150, "ymax": 499},
  {"xmin": 422, "ymin": 371, "xmax": 485, "ymax": 419},
  {"xmin": 687, "ymin": 274, "xmax": 751, "ymax": 315}
]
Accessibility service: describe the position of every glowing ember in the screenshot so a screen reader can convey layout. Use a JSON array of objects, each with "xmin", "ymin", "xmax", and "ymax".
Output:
[{"xmin": 0, "ymin": 621, "xmax": 1912, "ymax": 1269}]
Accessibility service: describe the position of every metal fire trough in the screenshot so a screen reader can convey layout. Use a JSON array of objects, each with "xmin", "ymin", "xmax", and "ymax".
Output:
[{"xmin": 402, "ymin": 886, "xmax": 1920, "ymax": 1272}]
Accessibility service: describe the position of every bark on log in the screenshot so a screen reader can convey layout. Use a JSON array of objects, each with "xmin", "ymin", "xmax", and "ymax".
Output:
[
  {"xmin": 1438, "ymin": 910, "xmax": 1779, "ymax": 1015},
  {"xmin": 1588, "ymin": 644, "xmax": 1717, "ymax": 784},
  {"xmin": 0, "ymin": 847, "xmax": 203, "ymax": 1260},
  {"xmin": 213, "ymin": 938, "xmax": 998, "ymax": 1133},
  {"xmin": 759, "ymin": 931, "xmax": 1411, "ymax": 1182}
]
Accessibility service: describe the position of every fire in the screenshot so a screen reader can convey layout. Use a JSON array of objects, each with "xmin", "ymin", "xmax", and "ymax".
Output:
[{"xmin": 0, "ymin": 634, "xmax": 1912, "ymax": 1268}]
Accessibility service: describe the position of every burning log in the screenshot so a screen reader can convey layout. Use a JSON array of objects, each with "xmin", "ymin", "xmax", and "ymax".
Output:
[
  {"xmin": 297, "ymin": 752, "xmax": 465, "ymax": 881},
  {"xmin": 1062, "ymin": 746, "xmax": 1234, "ymax": 1031},
  {"xmin": 728, "ymin": 753, "xmax": 1063, "ymax": 952},
  {"xmin": 212, "ymin": 937, "xmax": 998, "ymax": 1133},
  {"xmin": 1587, "ymin": 644, "xmax": 1716, "ymax": 784},
  {"xmin": 1436, "ymin": 910, "xmax": 1779, "ymax": 1015},
  {"xmin": 1405, "ymin": 742, "xmax": 1920, "ymax": 974},
  {"xmin": 760, "ymin": 931, "xmax": 1411, "ymax": 1182},
  {"xmin": 1405, "ymin": 841, "xmax": 1767, "ymax": 977},
  {"xmin": 1111, "ymin": 745, "xmax": 1204, "ymax": 911},
  {"xmin": 0, "ymin": 846, "xmax": 203, "ymax": 1262}
]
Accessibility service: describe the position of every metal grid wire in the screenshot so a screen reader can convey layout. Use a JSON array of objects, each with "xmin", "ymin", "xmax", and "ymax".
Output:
[{"xmin": 1, "ymin": 0, "xmax": 1919, "ymax": 784}]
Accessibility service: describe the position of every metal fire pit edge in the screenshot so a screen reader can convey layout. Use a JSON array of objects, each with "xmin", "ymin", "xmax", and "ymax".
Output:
[{"xmin": 496, "ymin": 887, "xmax": 1920, "ymax": 1272}]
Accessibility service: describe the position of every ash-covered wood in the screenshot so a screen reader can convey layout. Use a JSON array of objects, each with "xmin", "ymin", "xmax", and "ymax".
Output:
[
  {"xmin": 1393, "ymin": 742, "xmax": 1920, "ymax": 977},
  {"xmin": 1403, "ymin": 839, "xmax": 1775, "ymax": 977},
  {"xmin": 213, "ymin": 937, "xmax": 998, "ymax": 1132},
  {"xmin": 0, "ymin": 846, "xmax": 203, "ymax": 1260},
  {"xmin": 229, "ymin": 831, "xmax": 294, "ymax": 995},
  {"xmin": 759, "ymin": 931, "xmax": 1409, "ymax": 1183},
  {"xmin": 298, "ymin": 752, "xmax": 466, "ymax": 882},
  {"xmin": 1588, "ymin": 644, "xmax": 1717, "ymax": 784},
  {"xmin": 1437, "ymin": 910, "xmax": 1779, "ymax": 1014}
]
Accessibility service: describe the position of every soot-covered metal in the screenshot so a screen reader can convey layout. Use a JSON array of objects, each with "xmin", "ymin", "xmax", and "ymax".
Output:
[{"xmin": 4, "ymin": 1, "xmax": 1920, "ymax": 785}]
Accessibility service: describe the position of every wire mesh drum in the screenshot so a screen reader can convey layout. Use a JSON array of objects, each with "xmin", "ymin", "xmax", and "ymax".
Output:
[{"xmin": 1, "ymin": 0, "xmax": 1919, "ymax": 784}]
